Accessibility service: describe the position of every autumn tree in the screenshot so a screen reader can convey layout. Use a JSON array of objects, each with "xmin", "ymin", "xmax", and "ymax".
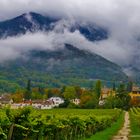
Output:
[
  {"xmin": 12, "ymin": 90, "xmax": 24, "ymax": 103},
  {"xmin": 74, "ymin": 86, "xmax": 82, "ymax": 98},
  {"xmin": 80, "ymin": 90, "xmax": 98, "ymax": 109}
]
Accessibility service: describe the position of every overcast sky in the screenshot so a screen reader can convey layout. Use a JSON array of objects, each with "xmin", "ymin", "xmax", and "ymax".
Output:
[{"xmin": 0, "ymin": 0, "xmax": 140, "ymax": 74}]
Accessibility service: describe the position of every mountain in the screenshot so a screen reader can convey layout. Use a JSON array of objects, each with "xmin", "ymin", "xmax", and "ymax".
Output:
[
  {"xmin": 0, "ymin": 12, "xmax": 127, "ymax": 92},
  {"xmin": 0, "ymin": 12, "xmax": 108, "ymax": 41},
  {"xmin": 0, "ymin": 12, "xmax": 58, "ymax": 37},
  {"xmin": 0, "ymin": 44, "xmax": 127, "ymax": 92}
]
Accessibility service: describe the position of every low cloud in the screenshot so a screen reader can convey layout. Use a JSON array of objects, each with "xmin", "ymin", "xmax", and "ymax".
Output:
[
  {"xmin": 0, "ymin": 0, "xmax": 140, "ymax": 73},
  {"xmin": 0, "ymin": 28, "xmax": 136, "ymax": 68}
]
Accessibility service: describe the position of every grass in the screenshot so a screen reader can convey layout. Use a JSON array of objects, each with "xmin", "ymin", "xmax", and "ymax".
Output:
[
  {"xmin": 129, "ymin": 112, "xmax": 140, "ymax": 140},
  {"xmin": 84, "ymin": 111, "xmax": 125, "ymax": 140}
]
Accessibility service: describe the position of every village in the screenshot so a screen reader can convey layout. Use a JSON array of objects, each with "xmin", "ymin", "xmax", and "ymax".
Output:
[{"xmin": 0, "ymin": 84, "xmax": 140, "ymax": 109}]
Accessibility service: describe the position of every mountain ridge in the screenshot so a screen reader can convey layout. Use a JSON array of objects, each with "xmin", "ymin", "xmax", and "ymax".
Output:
[
  {"xmin": 0, "ymin": 12, "xmax": 128, "ymax": 92},
  {"xmin": 0, "ymin": 12, "xmax": 108, "ymax": 41}
]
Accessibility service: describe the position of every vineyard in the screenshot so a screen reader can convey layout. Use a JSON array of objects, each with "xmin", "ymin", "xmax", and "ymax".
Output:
[
  {"xmin": 130, "ymin": 107, "xmax": 140, "ymax": 140},
  {"xmin": 0, "ymin": 108, "xmax": 122, "ymax": 140}
]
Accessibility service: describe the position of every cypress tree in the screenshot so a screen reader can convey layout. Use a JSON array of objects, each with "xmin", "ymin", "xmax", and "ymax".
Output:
[
  {"xmin": 95, "ymin": 80, "xmax": 102, "ymax": 98},
  {"xmin": 24, "ymin": 79, "xmax": 32, "ymax": 100}
]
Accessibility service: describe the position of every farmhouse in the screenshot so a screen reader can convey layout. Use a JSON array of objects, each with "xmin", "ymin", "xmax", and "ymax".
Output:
[
  {"xmin": 32, "ymin": 100, "xmax": 54, "ymax": 109},
  {"xmin": 100, "ymin": 87, "xmax": 115, "ymax": 100},
  {"xmin": 11, "ymin": 98, "xmax": 60, "ymax": 109},
  {"xmin": 99, "ymin": 87, "xmax": 115, "ymax": 105},
  {"xmin": 71, "ymin": 98, "xmax": 80, "ymax": 105},
  {"xmin": 0, "ymin": 94, "xmax": 13, "ymax": 107},
  {"xmin": 47, "ymin": 97, "xmax": 64, "ymax": 106},
  {"xmin": 129, "ymin": 86, "xmax": 140, "ymax": 106}
]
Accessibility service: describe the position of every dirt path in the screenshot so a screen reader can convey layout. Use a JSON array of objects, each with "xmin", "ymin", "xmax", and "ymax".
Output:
[{"xmin": 112, "ymin": 112, "xmax": 130, "ymax": 140}]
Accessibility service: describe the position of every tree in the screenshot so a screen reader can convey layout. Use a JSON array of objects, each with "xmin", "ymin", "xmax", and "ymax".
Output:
[
  {"xmin": 31, "ymin": 92, "xmax": 43, "ymax": 99},
  {"xmin": 63, "ymin": 86, "xmax": 76, "ymax": 100},
  {"xmin": 80, "ymin": 90, "xmax": 98, "ymax": 109},
  {"xmin": 117, "ymin": 82, "xmax": 126, "ymax": 93},
  {"xmin": 12, "ymin": 90, "xmax": 24, "ymax": 103},
  {"xmin": 95, "ymin": 80, "xmax": 102, "ymax": 98},
  {"xmin": 47, "ymin": 89, "xmax": 54, "ymax": 98},
  {"xmin": 24, "ymin": 79, "xmax": 32, "ymax": 100},
  {"xmin": 89, "ymin": 82, "xmax": 94, "ymax": 92},
  {"xmin": 116, "ymin": 82, "xmax": 131, "ymax": 110},
  {"xmin": 27, "ymin": 79, "xmax": 31, "ymax": 92},
  {"xmin": 59, "ymin": 99, "xmax": 70, "ymax": 108},
  {"xmin": 74, "ymin": 86, "xmax": 82, "ymax": 98},
  {"xmin": 60, "ymin": 86, "xmax": 66, "ymax": 94},
  {"xmin": 112, "ymin": 81, "xmax": 116, "ymax": 91},
  {"xmin": 47, "ymin": 88, "xmax": 61, "ymax": 98},
  {"xmin": 38, "ymin": 87, "xmax": 45, "ymax": 94},
  {"xmin": 126, "ymin": 81, "xmax": 133, "ymax": 92}
]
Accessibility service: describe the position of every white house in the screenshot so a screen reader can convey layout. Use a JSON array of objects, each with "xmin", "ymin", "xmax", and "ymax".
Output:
[
  {"xmin": 71, "ymin": 98, "xmax": 80, "ymax": 105},
  {"xmin": 11, "ymin": 99, "xmax": 55, "ymax": 109},
  {"xmin": 47, "ymin": 97, "xmax": 64, "ymax": 107},
  {"xmin": 32, "ymin": 100, "xmax": 54, "ymax": 109},
  {"xmin": 40, "ymin": 103, "xmax": 53, "ymax": 109}
]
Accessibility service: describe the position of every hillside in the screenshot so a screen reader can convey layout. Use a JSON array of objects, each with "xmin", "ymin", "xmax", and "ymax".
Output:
[{"xmin": 0, "ymin": 12, "xmax": 128, "ymax": 92}]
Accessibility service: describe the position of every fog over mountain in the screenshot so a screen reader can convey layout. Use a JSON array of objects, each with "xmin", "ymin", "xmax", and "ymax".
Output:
[{"xmin": 0, "ymin": 0, "xmax": 140, "ymax": 76}]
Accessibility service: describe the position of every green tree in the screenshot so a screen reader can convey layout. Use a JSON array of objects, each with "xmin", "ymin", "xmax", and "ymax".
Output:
[
  {"xmin": 117, "ymin": 82, "xmax": 126, "ymax": 93},
  {"xmin": 126, "ymin": 81, "xmax": 133, "ymax": 92},
  {"xmin": 95, "ymin": 80, "xmax": 102, "ymax": 98},
  {"xmin": 112, "ymin": 81, "xmax": 116, "ymax": 91},
  {"xmin": 38, "ymin": 87, "xmax": 45, "ymax": 94},
  {"xmin": 60, "ymin": 86, "xmax": 66, "ymax": 94},
  {"xmin": 24, "ymin": 79, "xmax": 32, "ymax": 100},
  {"xmin": 27, "ymin": 79, "xmax": 31, "ymax": 92},
  {"xmin": 116, "ymin": 82, "xmax": 131, "ymax": 110},
  {"xmin": 63, "ymin": 86, "xmax": 76, "ymax": 100},
  {"xmin": 89, "ymin": 82, "xmax": 95, "ymax": 92},
  {"xmin": 47, "ymin": 89, "xmax": 54, "ymax": 98},
  {"xmin": 31, "ymin": 92, "xmax": 43, "ymax": 99}
]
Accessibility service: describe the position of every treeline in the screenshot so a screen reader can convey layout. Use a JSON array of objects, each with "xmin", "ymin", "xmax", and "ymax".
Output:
[{"xmin": 9, "ymin": 80, "xmax": 133, "ymax": 110}]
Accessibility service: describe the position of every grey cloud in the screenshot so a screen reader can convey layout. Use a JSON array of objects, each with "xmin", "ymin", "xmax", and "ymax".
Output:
[
  {"xmin": 0, "ymin": 29, "xmax": 135, "ymax": 66},
  {"xmin": 0, "ymin": 0, "xmax": 140, "ymax": 73}
]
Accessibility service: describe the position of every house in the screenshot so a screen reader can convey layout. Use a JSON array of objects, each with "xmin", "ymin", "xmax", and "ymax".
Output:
[
  {"xmin": 40, "ymin": 100, "xmax": 54, "ymax": 109},
  {"xmin": 32, "ymin": 100, "xmax": 54, "ymax": 109},
  {"xmin": 11, "ymin": 99, "xmax": 55, "ymax": 109},
  {"xmin": 11, "ymin": 103, "xmax": 22, "ymax": 109},
  {"xmin": 0, "ymin": 94, "xmax": 13, "ymax": 106},
  {"xmin": 71, "ymin": 98, "xmax": 80, "ymax": 105},
  {"xmin": 11, "ymin": 99, "xmax": 32, "ymax": 109},
  {"xmin": 99, "ymin": 87, "xmax": 115, "ymax": 105},
  {"xmin": 129, "ymin": 86, "xmax": 140, "ymax": 106},
  {"xmin": 47, "ymin": 97, "xmax": 64, "ymax": 107},
  {"xmin": 100, "ymin": 87, "xmax": 115, "ymax": 100}
]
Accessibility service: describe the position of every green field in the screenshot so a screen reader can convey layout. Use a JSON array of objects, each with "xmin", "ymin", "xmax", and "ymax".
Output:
[
  {"xmin": 0, "ymin": 108, "xmax": 122, "ymax": 140},
  {"xmin": 85, "ymin": 111, "xmax": 124, "ymax": 140},
  {"xmin": 130, "ymin": 108, "xmax": 140, "ymax": 140}
]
